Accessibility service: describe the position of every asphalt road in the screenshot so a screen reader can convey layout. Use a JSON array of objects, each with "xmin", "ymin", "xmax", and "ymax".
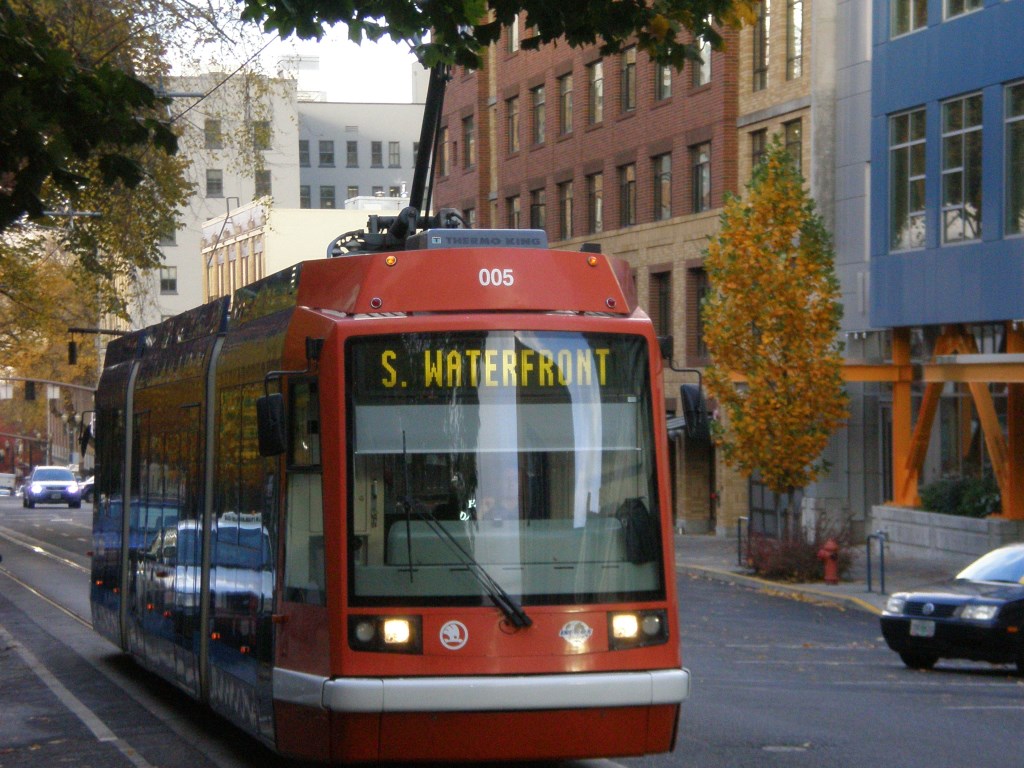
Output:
[{"xmin": 2, "ymin": 497, "xmax": 1022, "ymax": 768}]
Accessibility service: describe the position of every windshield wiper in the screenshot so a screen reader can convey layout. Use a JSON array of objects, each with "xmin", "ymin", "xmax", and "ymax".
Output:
[
  {"xmin": 399, "ymin": 432, "xmax": 530, "ymax": 628},
  {"xmin": 408, "ymin": 501, "xmax": 532, "ymax": 628}
]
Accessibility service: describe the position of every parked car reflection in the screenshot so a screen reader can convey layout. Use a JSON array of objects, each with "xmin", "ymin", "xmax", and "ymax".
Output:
[{"xmin": 880, "ymin": 543, "xmax": 1024, "ymax": 673}]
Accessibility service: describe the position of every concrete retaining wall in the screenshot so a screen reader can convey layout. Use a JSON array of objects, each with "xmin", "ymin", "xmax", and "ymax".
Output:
[{"xmin": 869, "ymin": 505, "xmax": 1024, "ymax": 561}]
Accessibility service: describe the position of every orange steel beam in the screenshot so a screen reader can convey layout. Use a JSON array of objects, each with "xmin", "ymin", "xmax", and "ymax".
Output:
[
  {"xmin": 1007, "ymin": 326, "xmax": 1024, "ymax": 519},
  {"xmin": 890, "ymin": 329, "xmax": 917, "ymax": 507}
]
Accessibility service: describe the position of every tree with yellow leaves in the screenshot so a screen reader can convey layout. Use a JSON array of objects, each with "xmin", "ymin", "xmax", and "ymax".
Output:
[{"xmin": 702, "ymin": 136, "xmax": 848, "ymax": 536}]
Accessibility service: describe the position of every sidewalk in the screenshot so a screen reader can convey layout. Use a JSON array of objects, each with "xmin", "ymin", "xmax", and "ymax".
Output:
[{"xmin": 674, "ymin": 533, "xmax": 974, "ymax": 614}]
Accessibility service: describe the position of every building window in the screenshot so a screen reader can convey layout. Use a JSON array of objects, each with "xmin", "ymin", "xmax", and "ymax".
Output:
[
  {"xmin": 158, "ymin": 226, "xmax": 176, "ymax": 246},
  {"xmin": 530, "ymin": 188, "xmax": 546, "ymax": 229},
  {"xmin": 204, "ymin": 119, "xmax": 222, "ymax": 150},
  {"xmin": 463, "ymin": 115, "xmax": 476, "ymax": 168},
  {"xmin": 1006, "ymin": 82, "xmax": 1024, "ymax": 235},
  {"xmin": 558, "ymin": 180, "xmax": 574, "ymax": 240},
  {"xmin": 389, "ymin": 185, "xmax": 401, "ymax": 197},
  {"xmin": 889, "ymin": 108, "xmax": 927, "ymax": 250},
  {"xmin": 588, "ymin": 60, "xmax": 604, "ymax": 125},
  {"xmin": 649, "ymin": 270, "xmax": 672, "ymax": 340},
  {"xmin": 690, "ymin": 267, "xmax": 710, "ymax": 359},
  {"xmin": 465, "ymin": 208, "xmax": 477, "ymax": 228},
  {"xmin": 508, "ymin": 13, "xmax": 520, "ymax": 53},
  {"xmin": 653, "ymin": 153, "xmax": 672, "ymax": 221},
  {"xmin": 298, "ymin": 139, "xmax": 310, "ymax": 166},
  {"xmin": 786, "ymin": 0, "xmax": 803, "ymax": 80},
  {"xmin": 892, "ymin": 0, "xmax": 927, "ymax": 36},
  {"xmin": 784, "ymin": 118, "xmax": 803, "ymax": 175},
  {"xmin": 691, "ymin": 143, "xmax": 711, "ymax": 213},
  {"xmin": 439, "ymin": 126, "xmax": 450, "ymax": 176},
  {"xmin": 693, "ymin": 35, "xmax": 711, "ymax": 87},
  {"xmin": 655, "ymin": 63, "xmax": 672, "ymax": 101},
  {"xmin": 558, "ymin": 74, "xmax": 573, "ymax": 135},
  {"xmin": 320, "ymin": 185, "xmax": 335, "ymax": 209},
  {"xmin": 388, "ymin": 141, "xmax": 401, "ymax": 167},
  {"xmin": 371, "ymin": 141, "xmax": 383, "ymax": 167},
  {"xmin": 252, "ymin": 120, "xmax": 272, "ymax": 151},
  {"xmin": 621, "ymin": 47, "xmax": 637, "ymax": 113},
  {"xmin": 507, "ymin": 96, "xmax": 520, "ymax": 154},
  {"xmin": 346, "ymin": 140, "xmax": 358, "ymax": 167},
  {"xmin": 300, "ymin": 185, "xmax": 311, "ymax": 208},
  {"xmin": 506, "ymin": 195, "xmax": 521, "ymax": 228},
  {"xmin": 587, "ymin": 172, "xmax": 603, "ymax": 234},
  {"xmin": 941, "ymin": 93, "xmax": 982, "ymax": 243},
  {"xmin": 347, "ymin": 185, "xmax": 359, "ymax": 199},
  {"xmin": 254, "ymin": 169, "xmax": 271, "ymax": 198},
  {"xmin": 945, "ymin": 0, "xmax": 982, "ymax": 20},
  {"xmin": 413, "ymin": 141, "xmax": 420, "ymax": 160},
  {"xmin": 753, "ymin": 1, "xmax": 769, "ymax": 92},
  {"xmin": 531, "ymin": 85, "xmax": 546, "ymax": 145},
  {"xmin": 619, "ymin": 164, "xmax": 636, "ymax": 226},
  {"xmin": 372, "ymin": 185, "xmax": 384, "ymax": 196},
  {"xmin": 206, "ymin": 168, "xmax": 223, "ymax": 198},
  {"xmin": 319, "ymin": 140, "xmax": 334, "ymax": 167},
  {"xmin": 751, "ymin": 129, "xmax": 768, "ymax": 174},
  {"xmin": 160, "ymin": 266, "xmax": 178, "ymax": 294}
]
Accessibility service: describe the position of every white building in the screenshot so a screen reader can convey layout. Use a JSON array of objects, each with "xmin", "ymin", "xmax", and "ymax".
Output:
[{"xmin": 135, "ymin": 63, "xmax": 426, "ymax": 326}]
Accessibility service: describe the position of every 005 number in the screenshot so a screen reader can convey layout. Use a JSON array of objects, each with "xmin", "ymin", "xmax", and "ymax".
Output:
[{"xmin": 479, "ymin": 268, "xmax": 514, "ymax": 287}]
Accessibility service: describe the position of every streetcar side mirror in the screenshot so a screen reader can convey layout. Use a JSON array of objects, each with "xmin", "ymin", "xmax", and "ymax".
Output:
[{"xmin": 257, "ymin": 393, "xmax": 287, "ymax": 457}]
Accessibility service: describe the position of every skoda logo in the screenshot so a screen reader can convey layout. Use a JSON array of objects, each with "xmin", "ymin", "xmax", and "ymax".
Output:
[
  {"xmin": 439, "ymin": 620, "xmax": 468, "ymax": 650},
  {"xmin": 922, "ymin": 603, "xmax": 935, "ymax": 616}
]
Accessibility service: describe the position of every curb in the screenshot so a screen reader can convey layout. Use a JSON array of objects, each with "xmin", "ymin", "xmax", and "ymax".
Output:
[{"xmin": 677, "ymin": 562, "xmax": 883, "ymax": 616}]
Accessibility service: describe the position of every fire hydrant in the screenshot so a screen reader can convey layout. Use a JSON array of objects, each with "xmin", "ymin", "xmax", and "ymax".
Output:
[{"xmin": 817, "ymin": 538, "xmax": 840, "ymax": 584}]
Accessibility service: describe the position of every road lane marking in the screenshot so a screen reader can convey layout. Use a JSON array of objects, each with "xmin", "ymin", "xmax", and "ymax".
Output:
[{"xmin": 0, "ymin": 623, "xmax": 158, "ymax": 768}]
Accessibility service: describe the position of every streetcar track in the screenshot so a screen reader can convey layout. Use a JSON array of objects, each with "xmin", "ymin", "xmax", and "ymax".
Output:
[{"xmin": 0, "ymin": 524, "xmax": 90, "ymax": 572}]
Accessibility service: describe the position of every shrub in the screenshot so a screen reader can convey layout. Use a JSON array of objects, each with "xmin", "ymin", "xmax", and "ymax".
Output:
[
  {"xmin": 746, "ymin": 516, "xmax": 853, "ymax": 582},
  {"xmin": 919, "ymin": 475, "xmax": 1000, "ymax": 518}
]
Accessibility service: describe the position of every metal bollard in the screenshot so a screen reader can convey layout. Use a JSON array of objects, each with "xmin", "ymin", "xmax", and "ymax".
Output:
[
  {"xmin": 737, "ymin": 516, "xmax": 749, "ymax": 567},
  {"xmin": 865, "ymin": 531, "xmax": 888, "ymax": 594}
]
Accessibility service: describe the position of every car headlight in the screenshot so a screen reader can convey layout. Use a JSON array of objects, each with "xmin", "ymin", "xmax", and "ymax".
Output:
[
  {"xmin": 68, "ymin": 482, "xmax": 80, "ymax": 493},
  {"xmin": 958, "ymin": 604, "xmax": 999, "ymax": 621},
  {"xmin": 30, "ymin": 482, "xmax": 43, "ymax": 494},
  {"xmin": 884, "ymin": 595, "xmax": 907, "ymax": 614}
]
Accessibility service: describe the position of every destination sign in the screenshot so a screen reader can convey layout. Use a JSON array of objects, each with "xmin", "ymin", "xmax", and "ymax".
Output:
[{"xmin": 350, "ymin": 332, "xmax": 646, "ymax": 397}]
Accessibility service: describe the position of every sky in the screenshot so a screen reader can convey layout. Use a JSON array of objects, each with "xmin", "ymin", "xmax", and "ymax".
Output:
[{"xmin": 267, "ymin": 28, "xmax": 423, "ymax": 103}]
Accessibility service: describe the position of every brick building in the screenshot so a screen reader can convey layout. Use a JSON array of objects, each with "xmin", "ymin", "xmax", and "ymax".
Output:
[{"xmin": 434, "ymin": 17, "xmax": 745, "ymax": 533}]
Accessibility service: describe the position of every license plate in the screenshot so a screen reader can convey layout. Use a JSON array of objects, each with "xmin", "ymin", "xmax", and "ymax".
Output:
[
  {"xmin": 48, "ymin": 492, "xmax": 62, "ymax": 500},
  {"xmin": 910, "ymin": 619, "xmax": 935, "ymax": 638}
]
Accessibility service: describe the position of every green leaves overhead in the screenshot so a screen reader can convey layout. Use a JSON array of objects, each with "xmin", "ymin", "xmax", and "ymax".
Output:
[{"xmin": 240, "ymin": 0, "xmax": 757, "ymax": 70}]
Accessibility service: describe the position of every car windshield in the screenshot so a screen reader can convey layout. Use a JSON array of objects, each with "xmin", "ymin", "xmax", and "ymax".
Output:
[
  {"xmin": 33, "ymin": 468, "xmax": 75, "ymax": 482},
  {"xmin": 956, "ymin": 547, "xmax": 1024, "ymax": 584}
]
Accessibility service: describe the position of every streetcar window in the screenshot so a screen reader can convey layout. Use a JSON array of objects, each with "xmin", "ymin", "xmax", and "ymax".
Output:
[{"xmin": 346, "ymin": 331, "xmax": 664, "ymax": 607}]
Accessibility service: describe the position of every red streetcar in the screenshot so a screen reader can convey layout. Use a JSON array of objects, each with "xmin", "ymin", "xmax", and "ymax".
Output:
[{"xmin": 89, "ymin": 224, "xmax": 689, "ymax": 762}]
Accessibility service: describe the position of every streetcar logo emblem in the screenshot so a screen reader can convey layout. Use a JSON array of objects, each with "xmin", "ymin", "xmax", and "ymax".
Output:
[
  {"xmin": 559, "ymin": 620, "xmax": 593, "ymax": 648},
  {"xmin": 440, "ymin": 621, "xmax": 468, "ymax": 650}
]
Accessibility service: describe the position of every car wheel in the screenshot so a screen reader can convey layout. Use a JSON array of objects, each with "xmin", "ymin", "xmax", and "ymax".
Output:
[
  {"xmin": 899, "ymin": 651, "xmax": 938, "ymax": 670},
  {"xmin": 1015, "ymin": 646, "xmax": 1024, "ymax": 676},
  {"xmin": 26, "ymin": 498, "xmax": 35, "ymax": 509},
  {"xmin": 70, "ymin": 501, "xmax": 81, "ymax": 509}
]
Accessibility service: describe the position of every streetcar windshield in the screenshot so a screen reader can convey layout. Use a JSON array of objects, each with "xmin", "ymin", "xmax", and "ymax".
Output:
[{"xmin": 347, "ymin": 331, "xmax": 664, "ymax": 606}]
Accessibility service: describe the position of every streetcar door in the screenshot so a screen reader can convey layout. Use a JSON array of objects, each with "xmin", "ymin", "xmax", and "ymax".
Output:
[{"xmin": 275, "ymin": 379, "xmax": 328, "ymax": 669}]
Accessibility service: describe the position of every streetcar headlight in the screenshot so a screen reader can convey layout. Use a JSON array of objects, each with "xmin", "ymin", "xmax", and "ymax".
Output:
[
  {"xmin": 383, "ymin": 618, "xmax": 411, "ymax": 644},
  {"xmin": 611, "ymin": 614, "xmax": 639, "ymax": 639},
  {"xmin": 348, "ymin": 615, "xmax": 422, "ymax": 654},
  {"xmin": 608, "ymin": 609, "xmax": 669, "ymax": 650}
]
